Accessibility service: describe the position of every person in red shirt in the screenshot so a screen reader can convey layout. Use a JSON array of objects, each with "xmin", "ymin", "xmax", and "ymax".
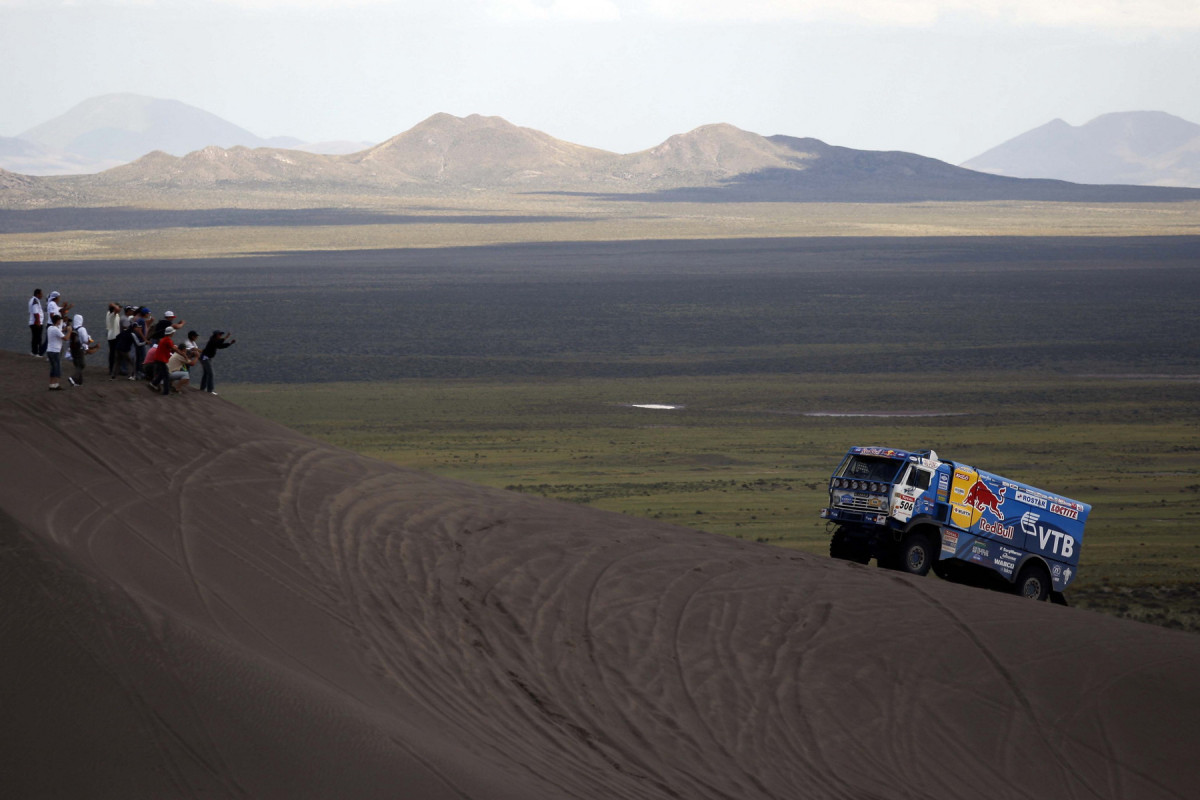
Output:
[{"xmin": 153, "ymin": 327, "xmax": 178, "ymax": 396}]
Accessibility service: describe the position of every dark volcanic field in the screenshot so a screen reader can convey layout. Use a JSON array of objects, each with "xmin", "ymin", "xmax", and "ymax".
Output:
[{"xmin": 3, "ymin": 236, "xmax": 1200, "ymax": 382}]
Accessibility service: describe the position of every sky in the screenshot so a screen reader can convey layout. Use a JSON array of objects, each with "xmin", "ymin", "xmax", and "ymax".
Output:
[{"xmin": 1, "ymin": 0, "xmax": 1198, "ymax": 164}]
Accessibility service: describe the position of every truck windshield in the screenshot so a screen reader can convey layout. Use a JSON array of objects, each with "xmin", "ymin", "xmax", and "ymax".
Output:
[{"xmin": 837, "ymin": 455, "xmax": 904, "ymax": 483}]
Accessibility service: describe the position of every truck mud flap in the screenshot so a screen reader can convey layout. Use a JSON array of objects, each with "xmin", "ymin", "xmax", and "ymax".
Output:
[{"xmin": 1050, "ymin": 591, "xmax": 1069, "ymax": 606}]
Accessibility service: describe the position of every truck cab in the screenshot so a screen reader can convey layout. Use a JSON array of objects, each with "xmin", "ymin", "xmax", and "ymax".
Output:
[{"xmin": 820, "ymin": 446, "xmax": 1089, "ymax": 601}]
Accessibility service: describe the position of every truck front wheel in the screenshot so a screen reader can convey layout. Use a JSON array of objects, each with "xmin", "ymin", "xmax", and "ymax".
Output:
[
  {"xmin": 893, "ymin": 531, "xmax": 935, "ymax": 577},
  {"xmin": 829, "ymin": 527, "xmax": 870, "ymax": 565},
  {"xmin": 1012, "ymin": 562, "xmax": 1052, "ymax": 601}
]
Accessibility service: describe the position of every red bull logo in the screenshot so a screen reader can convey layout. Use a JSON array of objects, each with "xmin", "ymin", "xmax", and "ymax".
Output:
[
  {"xmin": 966, "ymin": 480, "xmax": 1006, "ymax": 518},
  {"xmin": 978, "ymin": 518, "xmax": 1015, "ymax": 539}
]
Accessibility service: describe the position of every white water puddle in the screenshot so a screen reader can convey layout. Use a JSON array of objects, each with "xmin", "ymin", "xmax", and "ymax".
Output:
[
  {"xmin": 803, "ymin": 411, "xmax": 966, "ymax": 418},
  {"xmin": 619, "ymin": 404, "xmax": 957, "ymax": 416}
]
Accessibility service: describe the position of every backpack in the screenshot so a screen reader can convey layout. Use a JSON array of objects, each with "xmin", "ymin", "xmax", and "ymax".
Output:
[{"xmin": 115, "ymin": 327, "xmax": 134, "ymax": 352}]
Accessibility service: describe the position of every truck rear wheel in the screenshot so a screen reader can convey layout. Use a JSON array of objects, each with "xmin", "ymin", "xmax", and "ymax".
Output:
[
  {"xmin": 932, "ymin": 560, "xmax": 960, "ymax": 582},
  {"xmin": 1012, "ymin": 562, "xmax": 1052, "ymax": 601},
  {"xmin": 829, "ymin": 527, "xmax": 870, "ymax": 565},
  {"xmin": 893, "ymin": 531, "xmax": 935, "ymax": 577}
]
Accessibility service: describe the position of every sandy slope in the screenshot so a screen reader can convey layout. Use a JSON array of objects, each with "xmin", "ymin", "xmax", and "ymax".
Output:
[{"xmin": 1, "ymin": 350, "xmax": 1197, "ymax": 800}]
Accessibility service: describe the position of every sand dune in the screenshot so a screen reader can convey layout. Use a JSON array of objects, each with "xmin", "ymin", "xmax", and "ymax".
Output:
[{"xmin": 1, "ymin": 350, "xmax": 1197, "ymax": 799}]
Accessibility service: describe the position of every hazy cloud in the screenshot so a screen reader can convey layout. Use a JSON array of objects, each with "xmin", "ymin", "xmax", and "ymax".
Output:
[
  {"xmin": 6, "ymin": 0, "xmax": 1197, "ymax": 28},
  {"xmin": 641, "ymin": 0, "xmax": 1199, "ymax": 28},
  {"xmin": 0, "ymin": 0, "xmax": 405, "ymax": 7},
  {"xmin": 488, "ymin": 0, "xmax": 623, "ymax": 22},
  {"xmin": 3, "ymin": 0, "xmax": 1197, "ymax": 163}
]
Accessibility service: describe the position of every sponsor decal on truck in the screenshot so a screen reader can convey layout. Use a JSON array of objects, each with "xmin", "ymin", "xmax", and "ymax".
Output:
[
  {"xmin": 1014, "ymin": 489, "xmax": 1048, "ymax": 509},
  {"xmin": 941, "ymin": 528, "xmax": 959, "ymax": 554},
  {"xmin": 1020, "ymin": 512, "xmax": 1076, "ymax": 558},
  {"xmin": 822, "ymin": 446, "xmax": 1091, "ymax": 598},
  {"xmin": 1051, "ymin": 502, "xmax": 1080, "ymax": 520},
  {"xmin": 978, "ymin": 518, "xmax": 1016, "ymax": 540},
  {"xmin": 966, "ymin": 480, "xmax": 1006, "ymax": 518}
]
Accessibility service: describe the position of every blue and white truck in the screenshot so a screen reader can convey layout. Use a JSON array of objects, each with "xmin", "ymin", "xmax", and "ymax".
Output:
[{"xmin": 819, "ymin": 446, "xmax": 1090, "ymax": 601}]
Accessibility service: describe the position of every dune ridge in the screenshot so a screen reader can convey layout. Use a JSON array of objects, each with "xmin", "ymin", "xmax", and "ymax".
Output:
[{"xmin": 1, "ymin": 350, "xmax": 1197, "ymax": 799}]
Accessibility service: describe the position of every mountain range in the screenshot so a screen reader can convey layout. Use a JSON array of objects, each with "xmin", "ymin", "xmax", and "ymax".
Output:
[
  {"xmin": 963, "ymin": 111, "xmax": 1200, "ymax": 187},
  {"xmin": 2, "ymin": 94, "xmax": 372, "ymax": 175},
  {"xmin": 3, "ymin": 97, "xmax": 1200, "ymax": 204},
  {"xmin": 5, "ymin": 94, "xmax": 1200, "ymax": 190}
]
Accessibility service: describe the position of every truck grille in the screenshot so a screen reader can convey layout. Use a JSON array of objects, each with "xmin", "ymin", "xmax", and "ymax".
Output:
[{"xmin": 833, "ymin": 493, "xmax": 883, "ymax": 512}]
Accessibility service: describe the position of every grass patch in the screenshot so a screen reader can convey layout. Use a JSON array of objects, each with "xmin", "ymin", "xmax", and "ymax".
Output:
[{"xmin": 5, "ymin": 196, "xmax": 1200, "ymax": 262}]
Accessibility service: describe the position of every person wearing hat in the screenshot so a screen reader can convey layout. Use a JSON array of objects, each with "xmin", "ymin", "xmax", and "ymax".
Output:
[
  {"xmin": 45, "ymin": 313, "xmax": 65, "ymax": 390},
  {"xmin": 199, "ymin": 330, "xmax": 236, "ymax": 395},
  {"xmin": 67, "ymin": 314, "xmax": 98, "ymax": 387},
  {"xmin": 152, "ymin": 310, "xmax": 185, "ymax": 343},
  {"xmin": 151, "ymin": 326, "xmax": 179, "ymax": 396},
  {"xmin": 45, "ymin": 292, "xmax": 72, "ymax": 360},
  {"xmin": 45, "ymin": 291, "xmax": 69, "ymax": 325}
]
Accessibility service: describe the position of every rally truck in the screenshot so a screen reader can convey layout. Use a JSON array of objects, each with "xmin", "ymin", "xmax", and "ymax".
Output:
[{"xmin": 819, "ymin": 446, "xmax": 1090, "ymax": 601}]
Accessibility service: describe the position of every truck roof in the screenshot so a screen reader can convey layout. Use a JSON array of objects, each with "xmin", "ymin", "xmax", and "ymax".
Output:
[{"xmin": 848, "ymin": 446, "xmax": 925, "ymax": 461}]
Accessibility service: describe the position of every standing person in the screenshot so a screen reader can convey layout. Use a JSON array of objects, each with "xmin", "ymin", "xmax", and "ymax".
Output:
[
  {"xmin": 130, "ymin": 308, "xmax": 150, "ymax": 380},
  {"xmin": 28, "ymin": 289, "xmax": 45, "ymax": 356},
  {"xmin": 105, "ymin": 302, "xmax": 122, "ymax": 377},
  {"xmin": 47, "ymin": 292, "xmax": 62, "ymax": 360},
  {"xmin": 112, "ymin": 319, "xmax": 135, "ymax": 379},
  {"xmin": 68, "ymin": 314, "xmax": 96, "ymax": 387},
  {"xmin": 46, "ymin": 314, "xmax": 65, "ymax": 390},
  {"xmin": 199, "ymin": 330, "xmax": 236, "ymax": 395},
  {"xmin": 153, "ymin": 327, "xmax": 178, "ymax": 396},
  {"xmin": 46, "ymin": 293, "xmax": 72, "ymax": 335},
  {"xmin": 49, "ymin": 293, "xmax": 75, "ymax": 361},
  {"xmin": 152, "ymin": 310, "xmax": 185, "ymax": 343},
  {"xmin": 46, "ymin": 291, "xmax": 62, "ymax": 323}
]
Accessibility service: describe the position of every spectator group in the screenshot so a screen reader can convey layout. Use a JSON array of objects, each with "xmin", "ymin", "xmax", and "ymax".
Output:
[{"xmin": 28, "ymin": 289, "xmax": 236, "ymax": 395}]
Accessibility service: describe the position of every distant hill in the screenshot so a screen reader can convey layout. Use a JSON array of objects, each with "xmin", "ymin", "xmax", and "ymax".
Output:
[
  {"xmin": 292, "ymin": 140, "xmax": 376, "ymax": 156},
  {"xmin": 350, "ymin": 113, "xmax": 617, "ymax": 185},
  {"xmin": 962, "ymin": 111, "xmax": 1200, "ymax": 188},
  {"xmin": 6, "ymin": 112, "xmax": 1200, "ymax": 205},
  {"xmin": 611, "ymin": 136, "xmax": 1200, "ymax": 202},
  {"xmin": 0, "ymin": 135, "xmax": 122, "ymax": 176},
  {"xmin": 3, "ymin": 94, "xmax": 332, "ymax": 175},
  {"xmin": 0, "ymin": 167, "xmax": 43, "ymax": 192},
  {"xmin": 18, "ymin": 93, "xmax": 278, "ymax": 163},
  {"xmin": 617, "ymin": 123, "xmax": 811, "ymax": 180}
]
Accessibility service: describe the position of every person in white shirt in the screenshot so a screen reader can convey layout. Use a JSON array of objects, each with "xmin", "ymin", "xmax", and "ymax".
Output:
[
  {"xmin": 28, "ymin": 289, "xmax": 44, "ymax": 356},
  {"xmin": 105, "ymin": 302, "xmax": 122, "ymax": 377},
  {"xmin": 46, "ymin": 292, "xmax": 73, "ymax": 359},
  {"xmin": 46, "ymin": 314, "xmax": 65, "ymax": 390},
  {"xmin": 68, "ymin": 314, "xmax": 96, "ymax": 387},
  {"xmin": 46, "ymin": 291, "xmax": 64, "ymax": 323}
]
